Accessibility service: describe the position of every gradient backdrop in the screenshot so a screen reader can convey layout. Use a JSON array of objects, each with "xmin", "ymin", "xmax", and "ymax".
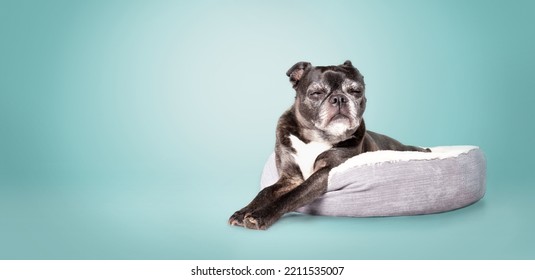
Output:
[{"xmin": 1, "ymin": 0, "xmax": 534, "ymax": 259}]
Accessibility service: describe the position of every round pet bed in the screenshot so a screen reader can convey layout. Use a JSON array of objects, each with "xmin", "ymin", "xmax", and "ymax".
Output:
[{"xmin": 260, "ymin": 146, "xmax": 486, "ymax": 217}]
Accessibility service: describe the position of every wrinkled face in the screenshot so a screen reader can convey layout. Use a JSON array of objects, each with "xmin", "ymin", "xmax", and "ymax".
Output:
[{"xmin": 288, "ymin": 61, "xmax": 366, "ymax": 140}]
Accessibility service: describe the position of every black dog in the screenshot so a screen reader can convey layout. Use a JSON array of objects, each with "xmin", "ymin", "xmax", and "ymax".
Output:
[{"xmin": 229, "ymin": 60, "xmax": 430, "ymax": 230}]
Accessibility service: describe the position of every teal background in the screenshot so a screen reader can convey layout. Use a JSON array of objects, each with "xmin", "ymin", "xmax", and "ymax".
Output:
[{"xmin": 1, "ymin": 0, "xmax": 534, "ymax": 259}]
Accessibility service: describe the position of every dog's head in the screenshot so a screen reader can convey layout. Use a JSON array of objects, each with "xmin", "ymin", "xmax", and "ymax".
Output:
[{"xmin": 287, "ymin": 60, "xmax": 366, "ymax": 142}]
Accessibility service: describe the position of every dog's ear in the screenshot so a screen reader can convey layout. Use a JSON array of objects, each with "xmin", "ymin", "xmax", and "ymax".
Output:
[
  {"xmin": 286, "ymin": 61, "xmax": 311, "ymax": 89},
  {"xmin": 342, "ymin": 60, "xmax": 353, "ymax": 67}
]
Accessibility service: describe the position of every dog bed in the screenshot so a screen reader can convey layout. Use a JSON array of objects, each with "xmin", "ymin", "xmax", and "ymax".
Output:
[{"xmin": 260, "ymin": 146, "xmax": 486, "ymax": 217}]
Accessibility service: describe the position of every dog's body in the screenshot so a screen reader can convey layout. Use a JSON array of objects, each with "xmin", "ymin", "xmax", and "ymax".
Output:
[{"xmin": 229, "ymin": 60, "xmax": 430, "ymax": 230}]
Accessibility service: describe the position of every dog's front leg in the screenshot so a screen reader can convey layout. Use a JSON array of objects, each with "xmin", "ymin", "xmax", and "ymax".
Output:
[
  {"xmin": 228, "ymin": 174, "xmax": 303, "ymax": 227},
  {"xmin": 242, "ymin": 167, "xmax": 330, "ymax": 230}
]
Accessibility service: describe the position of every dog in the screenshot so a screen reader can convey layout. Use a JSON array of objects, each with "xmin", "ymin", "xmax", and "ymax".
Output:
[{"xmin": 229, "ymin": 60, "xmax": 430, "ymax": 230}]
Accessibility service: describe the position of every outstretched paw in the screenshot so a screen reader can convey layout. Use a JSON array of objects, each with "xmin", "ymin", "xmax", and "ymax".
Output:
[
  {"xmin": 228, "ymin": 210, "xmax": 248, "ymax": 227},
  {"xmin": 243, "ymin": 213, "xmax": 268, "ymax": 230}
]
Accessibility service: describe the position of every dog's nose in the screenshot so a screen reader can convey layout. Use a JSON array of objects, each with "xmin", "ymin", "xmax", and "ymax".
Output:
[{"xmin": 329, "ymin": 94, "xmax": 348, "ymax": 105}]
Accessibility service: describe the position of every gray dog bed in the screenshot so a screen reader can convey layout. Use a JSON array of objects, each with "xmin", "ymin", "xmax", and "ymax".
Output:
[{"xmin": 260, "ymin": 146, "xmax": 486, "ymax": 217}]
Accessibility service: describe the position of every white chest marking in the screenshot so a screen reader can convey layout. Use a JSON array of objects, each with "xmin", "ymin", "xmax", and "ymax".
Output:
[{"xmin": 289, "ymin": 134, "xmax": 332, "ymax": 180}]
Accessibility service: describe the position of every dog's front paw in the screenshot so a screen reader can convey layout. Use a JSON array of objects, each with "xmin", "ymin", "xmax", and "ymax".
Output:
[
  {"xmin": 243, "ymin": 209, "xmax": 282, "ymax": 230},
  {"xmin": 228, "ymin": 210, "xmax": 248, "ymax": 227},
  {"xmin": 243, "ymin": 212, "xmax": 268, "ymax": 230}
]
